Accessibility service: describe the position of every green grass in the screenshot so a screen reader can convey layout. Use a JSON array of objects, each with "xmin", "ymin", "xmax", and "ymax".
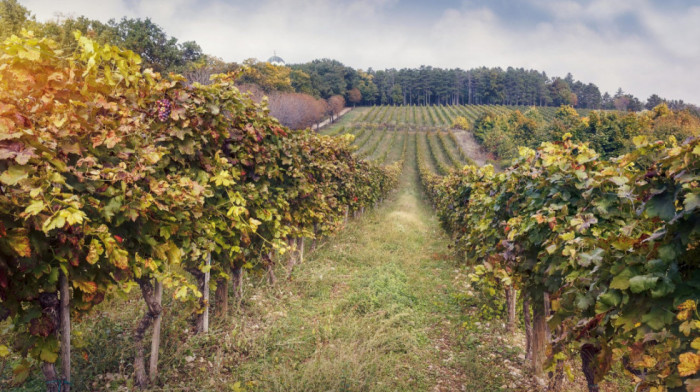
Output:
[
  {"xmin": 222, "ymin": 165, "xmax": 474, "ymax": 391},
  {"xmin": 322, "ymin": 107, "xmax": 368, "ymax": 135}
]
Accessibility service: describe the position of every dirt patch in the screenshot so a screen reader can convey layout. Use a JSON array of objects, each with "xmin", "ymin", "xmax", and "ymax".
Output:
[
  {"xmin": 428, "ymin": 320, "xmax": 468, "ymax": 391},
  {"xmin": 451, "ymin": 129, "xmax": 497, "ymax": 168}
]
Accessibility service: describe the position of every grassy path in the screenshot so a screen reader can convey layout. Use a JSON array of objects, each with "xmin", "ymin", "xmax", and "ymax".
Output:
[{"xmin": 215, "ymin": 164, "xmax": 495, "ymax": 391}]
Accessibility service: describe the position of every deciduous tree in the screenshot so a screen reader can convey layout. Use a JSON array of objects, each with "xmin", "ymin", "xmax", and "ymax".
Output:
[{"xmin": 347, "ymin": 87, "xmax": 361, "ymax": 107}]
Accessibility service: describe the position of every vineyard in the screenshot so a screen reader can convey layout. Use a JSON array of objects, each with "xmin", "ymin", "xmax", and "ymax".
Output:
[
  {"xmin": 1, "ymin": 33, "xmax": 699, "ymax": 392},
  {"xmin": 325, "ymin": 104, "xmax": 594, "ymax": 130},
  {"xmin": 324, "ymin": 105, "xmax": 487, "ymax": 173},
  {"xmin": 326, "ymin": 103, "xmax": 700, "ymax": 392},
  {"xmin": 324, "ymin": 104, "xmax": 603, "ymax": 172}
]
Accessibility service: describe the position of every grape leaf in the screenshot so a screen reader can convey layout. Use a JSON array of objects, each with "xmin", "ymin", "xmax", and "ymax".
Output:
[
  {"xmin": 629, "ymin": 275, "xmax": 659, "ymax": 293},
  {"xmin": 645, "ymin": 192, "xmax": 676, "ymax": 221},
  {"xmin": 0, "ymin": 165, "xmax": 30, "ymax": 185}
]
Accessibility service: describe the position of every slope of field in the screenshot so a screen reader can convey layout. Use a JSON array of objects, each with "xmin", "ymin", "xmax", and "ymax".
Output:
[
  {"xmin": 325, "ymin": 104, "xmax": 592, "ymax": 131},
  {"xmin": 324, "ymin": 104, "xmax": 523, "ymax": 170}
]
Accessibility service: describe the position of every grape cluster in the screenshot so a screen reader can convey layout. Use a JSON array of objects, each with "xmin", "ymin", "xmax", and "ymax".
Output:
[{"xmin": 156, "ymin": 99, "xmax": 172, "ymax": 122}]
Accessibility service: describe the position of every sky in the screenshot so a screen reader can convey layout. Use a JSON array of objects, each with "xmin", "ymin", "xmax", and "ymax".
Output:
[{"xmin": 21, "ymin": 0, "xmax": 700, "ymax": 104}]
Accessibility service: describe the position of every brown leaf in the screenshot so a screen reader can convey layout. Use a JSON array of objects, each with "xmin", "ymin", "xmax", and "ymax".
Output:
[{"xmin": 29, "ymin": 315, "xmax": 55, "ymax": 337}]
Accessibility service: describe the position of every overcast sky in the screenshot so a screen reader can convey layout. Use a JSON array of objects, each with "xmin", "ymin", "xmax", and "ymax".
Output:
[{"xmin": 22, "ymin": 0, "xmax": 700, "ymax": 104}]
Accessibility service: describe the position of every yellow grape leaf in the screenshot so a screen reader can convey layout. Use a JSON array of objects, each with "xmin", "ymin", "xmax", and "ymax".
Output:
[
  {"xmin": 678, "ymin": 352, "xmax": 700, "ymax": 377},
  {"xmin": 6, "ymin": 232, "xmax": 31, "ymax": 257},
  {"xmin": 0, "ymin": 344, "xmax": 9, "ymax": 357},
  {"xmin": 249, "ymin": 218, "xmax": 262, "ymax": 231},
  {"xmin": 609, "ymin": 176, "xmax": 629, "ymax": 186},
  {"xmin": 545, "ymin": 244, "xmax": 557, "ymax": 254},
  {"xmin": 64, "ymin": 209, "xmax": 86, "ymax": 226},
  {"xmin": 692, "ymin": 337, "xmax": 700, "ymax": 351},
  {"xmin": 678, "ymin": 300, "xmax": 697, "ymax": 321},
  {"xmin": 72, "ymin": 280, "xmax": 97, "ymax": 294},
  {"xmin": 52, "ymin": 115, "xmax": 67, "ymax": 128},
  {"xmin": 564, "ymin": 364, "xmax": 575, "ymax": 381},
  {"xmin": 86, "ymin": 239, "xmax": 103, "ymax": 264},
  {"xmin": 111, "ymin": 248, "xmax": 129, "ymax": 270},
  {"xmin": 24, "ymin": 200, "xmax": 45, "ymax": 216},
  {"xmin": 40, "ymin": 347, "xmax": 58, "ymax": 363},
  {"xmin": 560, "ymin": 231, "xmax": 575, "ymax": 241},
  {"xmin": 632, "ymin": 135, "xmax": 648, "ymax": 147},
  {"xmin": 174, "ymin": 286, "xmax": 189, "ymax": 300},
  {"xmin": 143, "ymin": 257, "xmax": 157, "ymax": 271},
  {"xmin": 18, "ymin": 47, "xmax": 41, "ymax": 61},
  {"xmin": 668, "ymin": 146, "xmax": 682, "ymax": 157},
  {"xmin": 230, "ymin": 381, "xmax": 243, "ymax": 392},
  {"xmin": 42, "ymin": 213, "xmax": 66, "ymax": 233},
  {"xmin": 638, "ymin": 355, "xmax": 657, "ymax": 368},
  {"xmin": 542, "ymin": 154, "xmax": 559, "ymax": 167},
  {"xmin": 0, "ymin": 165, "xmax": 30, "ymax": 185},
  {"xmin": 165, "ymin": 243, "xmax": 181, "ymax": 265}
]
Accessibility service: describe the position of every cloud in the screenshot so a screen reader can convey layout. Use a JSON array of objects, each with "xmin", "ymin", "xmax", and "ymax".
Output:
[{"xmin": 19, "ymin": 0, "xmax": 700, "ymax": 104}]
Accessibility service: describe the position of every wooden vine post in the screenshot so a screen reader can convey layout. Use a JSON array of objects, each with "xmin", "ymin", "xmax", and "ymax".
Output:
[
  {"xmin": 149, "ymin": 281, "xmax": 164, "ymax": 382},
  {"xmin": 203, "ymin": 253, "xmax": 211, "ymax": 333},
  {"xmin": 505, "ymin": 285, "xmax": 516, "ymax": 333},
  {"xmin": 59, "ymin": 271, "xmax": 70, "ymax": 392}
]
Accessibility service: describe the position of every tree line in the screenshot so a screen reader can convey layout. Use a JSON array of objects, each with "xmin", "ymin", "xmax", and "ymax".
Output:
[{"xmin": 2, "ymin": 0, "xmax": 697, "ymax": 117}]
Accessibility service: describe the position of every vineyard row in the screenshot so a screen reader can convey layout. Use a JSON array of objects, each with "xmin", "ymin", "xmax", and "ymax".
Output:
[
  {"xmin": 416, "ymin": 133, "xmax": 700, "ymax": 392},
  {"xmin": 0, "ymin": 34, "xmax": 401, "ymax": 390}
]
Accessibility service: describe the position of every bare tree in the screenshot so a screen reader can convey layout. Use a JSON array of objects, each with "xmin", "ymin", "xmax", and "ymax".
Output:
[
  {"xmin": 237, "ymin": 83, "xmax": 266, "ymax": 103},
  {"xmin": 328, "ymin": 95, "xmax": 345, "ymax": 122},
  {"xmin": 236, "ymin": 83, "xmax": 327, "ymax": 130},
  {"xmin": 268, "ymin": 92, "xmax": 326, "ymax": 130}
]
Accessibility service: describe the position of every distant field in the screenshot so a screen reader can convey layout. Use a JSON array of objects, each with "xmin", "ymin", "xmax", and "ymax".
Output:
[
  {"xmin": 323, "ymin": 104, "xmax": 608, "ymax": 174},
  {"xmin": 325, "ymin": 104, "xmax": 594, "ymax": 132},
  {"xmin": 324, "ymin": 104, "xmax": 549, "ymax": 174}
]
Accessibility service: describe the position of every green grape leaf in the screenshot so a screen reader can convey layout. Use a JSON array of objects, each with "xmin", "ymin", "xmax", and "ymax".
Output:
[
  {"xmin": 684, "ymin": 193, "xmax": 700, "ymax": 212},
  {"xmin": 641, "ymin": 307, "xmax": 673, "ymax": 330},
  {"xmin": 610, "ymin": 268, "xmax": 633, "ymax": 290},
  {"xmin": 645, "ymin": 192, "xmax": 676, "ymax": 221},
  {"xmin": 629, "ymin": 275, "xmax": 659, "ymax": 293},
  {"xmin": 12, "ymin": 360, "xmax": 31, "ymax": 384}
]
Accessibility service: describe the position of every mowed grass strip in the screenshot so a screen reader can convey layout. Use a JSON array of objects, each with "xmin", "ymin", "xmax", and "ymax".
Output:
[{"xmin": 223, "ymin": 166, "xmax": 471, "ymax": 391}]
